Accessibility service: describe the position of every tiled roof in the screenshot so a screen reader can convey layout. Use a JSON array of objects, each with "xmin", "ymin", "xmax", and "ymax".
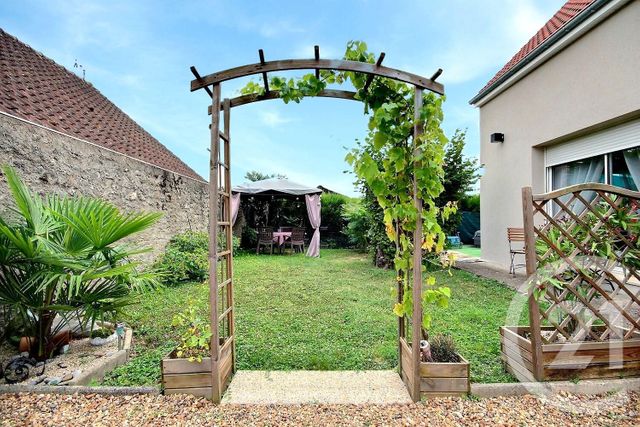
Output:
[
  {"xmin": 474, "ymin": 0, "xmax": 596, "ymax": 101},
  {"xmin": 0, "ymin": 29, "xmax": 204, "ymax": 181}
]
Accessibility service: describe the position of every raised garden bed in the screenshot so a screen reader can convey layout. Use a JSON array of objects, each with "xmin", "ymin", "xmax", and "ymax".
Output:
[
  {"xmin": 161, "ymin": 338, "xmax": 233, "ymax": 399},
  {"xmin": 400, "ymin": 338, "xmax": 470, "ymax": 398},
  {"xmin": 500, "ymin": 326, "xmax": 640, "ymax": 381}
]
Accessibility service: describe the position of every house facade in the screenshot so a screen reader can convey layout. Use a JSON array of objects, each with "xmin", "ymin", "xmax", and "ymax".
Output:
[{"xmin": 470, "ymin": 0, "xmax": 640, "ymax": 268}]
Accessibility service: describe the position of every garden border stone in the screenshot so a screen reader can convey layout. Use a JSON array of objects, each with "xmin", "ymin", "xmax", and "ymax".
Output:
[
  {"xmin": 470, "ymin": 377, "xmax": 640, "ymax": 398},
  {"xmin": 0, "ymin": 327, "xmax": 134, "ymax": 390}
]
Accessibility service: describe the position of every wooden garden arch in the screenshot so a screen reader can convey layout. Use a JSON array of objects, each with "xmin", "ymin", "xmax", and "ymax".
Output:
[{"xmin": 190, "ymin": 46, "xmax": 444, "ymax": 402}]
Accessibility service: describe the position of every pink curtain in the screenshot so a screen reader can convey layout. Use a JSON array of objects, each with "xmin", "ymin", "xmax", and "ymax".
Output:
[
  {"xmin": 231, "ymin": 192, "xmax": 241, "ymax": 226},
  {"xmin": 305, "ymin": 194, "xmax": 321, "ymax": 257}
]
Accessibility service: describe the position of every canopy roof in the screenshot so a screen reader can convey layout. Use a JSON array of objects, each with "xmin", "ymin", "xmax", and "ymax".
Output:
[{"xmin": 233, "ymin": 178, "xmax": 322, "ymax": 196}]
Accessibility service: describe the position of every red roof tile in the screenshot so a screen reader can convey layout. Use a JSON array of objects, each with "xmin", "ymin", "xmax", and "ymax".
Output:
[
  {"xmin": 474, "ymin": 0, "xmax": 596, "ymax": 101},
  {"xmin": 0, "ymin": 29, "xmax": 204, "ymax": 181}
]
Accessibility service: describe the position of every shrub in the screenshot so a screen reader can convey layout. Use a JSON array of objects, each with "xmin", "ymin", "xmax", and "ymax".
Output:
[
  {"xmin": 155, "ymin": 231, "xmax": 240, "ymax": 284},
  {"xmin": 0, "ymin": 166, "xmax": 162, "ymax": 360},
  {"xmin": 429, "ymin": 333, "xmax": 461, "ymax": 363},
  {"xmin": 342, "ymin": 199, "xmax": 368, "ymax": 250}
]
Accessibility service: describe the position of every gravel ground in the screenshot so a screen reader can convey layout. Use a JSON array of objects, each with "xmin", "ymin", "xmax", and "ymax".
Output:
[{"xmin": 0, "ymin": 391, "xmax": 638, "ymax": 426}]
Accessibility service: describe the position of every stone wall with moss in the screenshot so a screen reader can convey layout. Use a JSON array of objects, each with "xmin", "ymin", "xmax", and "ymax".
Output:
[{"xmin": 0, "ymin": 112, "xmax": 208, "ymax": 262}]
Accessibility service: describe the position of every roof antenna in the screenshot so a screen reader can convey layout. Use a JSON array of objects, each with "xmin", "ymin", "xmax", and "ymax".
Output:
[{"xmin": 73, "ymin": 59, "xmax": 86, "ymax": 81}]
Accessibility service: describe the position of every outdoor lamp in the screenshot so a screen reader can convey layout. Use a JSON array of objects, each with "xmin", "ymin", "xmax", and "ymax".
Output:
[{"xmin": 490, "ymin": 132, "xmax": 504, "ymax": 143}]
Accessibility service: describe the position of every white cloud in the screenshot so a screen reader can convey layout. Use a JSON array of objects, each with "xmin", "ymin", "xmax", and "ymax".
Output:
[{"xmin": 259, "ymin": 110, "xmax": 292, "ymax": 127}]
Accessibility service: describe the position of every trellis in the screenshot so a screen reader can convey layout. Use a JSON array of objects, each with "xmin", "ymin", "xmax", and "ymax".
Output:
[
  {"xmin": 501, "ymin": 183, "xmax": 640, "ymax": 382},
  {"xmin": 185, "ymin": 46, "xmax": 444, "ymax": 402}
]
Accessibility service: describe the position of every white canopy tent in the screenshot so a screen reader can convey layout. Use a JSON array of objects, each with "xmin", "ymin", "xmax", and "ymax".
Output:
[{"xmin": 231, "ymin": 178, "xmax": 322, "ymax": 257}]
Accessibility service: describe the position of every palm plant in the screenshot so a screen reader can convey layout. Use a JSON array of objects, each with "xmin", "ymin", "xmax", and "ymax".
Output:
[{"xmin": 0, "ymin": 166, "xmax": 162, "ymax": 360}]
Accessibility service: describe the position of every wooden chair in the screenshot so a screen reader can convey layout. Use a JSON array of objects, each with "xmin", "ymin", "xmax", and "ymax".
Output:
[
  {"xmin": 288, "ymin": 227, "xmax": 305, "ymax": 254},
  {"xmin": 256, "ymin": 227, "xmax": 274, "ymax": 254},
  {"xmin": 507, "ymin": 227, "xmax": 525, "ymax": 276}
]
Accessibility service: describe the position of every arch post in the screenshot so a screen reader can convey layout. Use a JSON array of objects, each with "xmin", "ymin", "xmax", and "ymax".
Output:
[
  {"xmin": 410, "ymin": 86, "xmax": 424, "ymax": 402},
  {"xmin": 208, "ymin": 83, "xmax": 222, "ymax": 403}
]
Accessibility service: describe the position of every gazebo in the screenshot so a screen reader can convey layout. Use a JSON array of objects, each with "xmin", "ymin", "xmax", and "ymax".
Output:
[{"xmin": 231, "ymin": 178, "xmax": 322, "ymax": 257}]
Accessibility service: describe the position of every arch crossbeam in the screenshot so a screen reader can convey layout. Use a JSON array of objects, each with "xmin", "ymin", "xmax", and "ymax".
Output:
[
  {"xmin": 191, "ymin": 58, "xmax": 444, "ymax": 94},
  {"xmin": 207, "ymin": 89, "xmax": 357, "ymax": 114}
]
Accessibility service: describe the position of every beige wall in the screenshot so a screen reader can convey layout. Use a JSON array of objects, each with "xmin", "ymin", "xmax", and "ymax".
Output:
[
  {"xmin": 478, "ymin": 0, "xmax": 640, "ymax": 268},
  {"xmin": 0, "ymin": 112, "xmax": 208, "ymax": 262}
]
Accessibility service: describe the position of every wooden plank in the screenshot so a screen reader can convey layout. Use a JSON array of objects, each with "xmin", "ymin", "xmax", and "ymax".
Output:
[
  {"xmin": 420, "ymin": 377, "xmax": 468, "ymax": 393},
  {"xmin": 362, "ymin": 52, "xmax": 385, "ymax": 93},
  {"xmin": 164, "ymin": 372, "xmax": 212, "ymax": 389},
  {"xmin": 419, "ymin": 361, "xmax": 468, "ymax": 378},
  {"xmin": 500, "ymin": 326, "xmax": 533, "ymax": 353},
  {"xmin": 162, "ymin": 357, "xmax": 212, "ymax": 375},
  {"xmin": 501, "ymin": 340, "xmax": 533, "ymax": 365},
  {"xmin": 543, "ymin": 360, "xmax": 640, "ymax": 380},
  {"xmin": 522, "ymin": 186, "xmax": 544, "ymax": 381},
  {"xmin": 502, "ymin": 344, "xmax": 534, "ymax": 372},
  {"xmin": 258, "ymin": 49, "xmax": 269, "ymax": 93},
  {"xmin": 422, "ymin": 392, "xmax": 467, "ymax": 398},
  {"xmin": 165, "ymin": 387, "xmax": 212, "ymax": 399},
  {"xmin": 314, "ymin": 45, "xmax": 320, "ymax": 79},
  {"xmin": 410, "ymin": 86, "xmax": 424, "ymax": 403},
  {"xmin": 532, "ymin": 182, "xmax": 640, "ymax": 202},
  {"xmin": 208, "ymin": 83, "xmax": 222, "ymax": 404},
  {"xmin": 542, "ymin": 345, "xmax": 640, "ymax": 364},
  {"xmin": 542, "ymin": 338, "xmax": 640, "ymax": 353},
  {"xmin": 191, "ymin": 59, "xmax": 445, "ymax": 94},
  {"xmin": 501, "ymin": 352, "xmax": 535, "ymax": 382},
  {"xmin": 211, "ymin": 89, "xmax": 357, "ymax": 112}
]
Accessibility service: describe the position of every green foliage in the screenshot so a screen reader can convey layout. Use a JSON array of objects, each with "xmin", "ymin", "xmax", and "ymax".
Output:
[
  {"xmin": 460, "ymin": 194, "xmax": 480, "ymax": 212},
  {"xmin": 0, "ymin": 165, "xmax": 161, "ymax": 359},
  {"xmin": 437, "ymin": 129, "xmax": 480, "ymax": 234},
  {"xmin": 342, "ymin": 198, "xmax": 369, "ymax": 250},
  {"xmin": 429, "ymin": 333, "xmax": 461, "ymax": 363},
  {"xmin": 244, "ymin": 170, "xmax": 287, "ymax": 182},
  {"xmin": 155, "ymin": 231, "xmax": 240, "ymax": 284},
  {"xmin": 171, "ymin": 302, "xmax": 212, "ymax": 363},
  {"xmin": 155, "ymin": 231, "xmax": 208, "ymax": 284},
  {"xmin": 320, "ymin": 193, "xmax": 350, "ymax": 248}
]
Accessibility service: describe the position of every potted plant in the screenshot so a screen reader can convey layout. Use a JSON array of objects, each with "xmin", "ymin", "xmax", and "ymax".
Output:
[{"xmin": 161, "ymin": 304, "xmax": 215, "ymax": 398}]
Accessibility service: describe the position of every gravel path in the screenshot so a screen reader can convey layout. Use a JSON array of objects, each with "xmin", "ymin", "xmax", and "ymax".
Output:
[
  {"xmin": 0, "ymin": 391, "xmax": 638, "ymax": 426},
  {"xmin": 222, "ymin": 370, "xmax": 412, "ymax": 404}
]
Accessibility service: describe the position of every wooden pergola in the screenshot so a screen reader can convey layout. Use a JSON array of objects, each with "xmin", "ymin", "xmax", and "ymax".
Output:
[{"xmin": 189, "ymin": 46, "xmax": 444, "ymax": 402}]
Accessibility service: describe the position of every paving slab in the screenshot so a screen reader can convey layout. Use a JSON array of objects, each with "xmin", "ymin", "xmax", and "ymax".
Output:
[{"xmin": 221, "ymin": 370, "xmax": 412, "ymax": 405}]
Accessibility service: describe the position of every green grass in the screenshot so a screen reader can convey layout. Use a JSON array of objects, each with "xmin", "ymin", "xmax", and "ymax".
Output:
[
  {"xmin": 453, "ymin": 245, "xmax": 482, "ymax": 258},
  {"xmin": 103, "ymin": 249, "xmax": 525, "ymax": 386}
]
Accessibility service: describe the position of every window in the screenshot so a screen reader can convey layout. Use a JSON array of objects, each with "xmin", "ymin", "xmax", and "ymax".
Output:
[
  {"xmin": 548, "ymin": 147, "xmax": 640, "ymax": 191},
  {"xmin": 610, "ymin": 147, "xmax": 640, "ymax": 191}
]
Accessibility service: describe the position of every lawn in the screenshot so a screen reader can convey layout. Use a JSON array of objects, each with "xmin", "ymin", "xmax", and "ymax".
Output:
[{"xmin": 103, "ymin": 249, "xmax": 525, "ymax": 386}]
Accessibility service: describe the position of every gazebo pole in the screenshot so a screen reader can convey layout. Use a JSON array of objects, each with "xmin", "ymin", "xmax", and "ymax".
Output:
[
  {"xmin": 410, "ymin": 86, "xmax": 424, "ymax": 402},
  {"xmin": 209, "ymin": 83, "xmax": 222, "ymax": 402}
]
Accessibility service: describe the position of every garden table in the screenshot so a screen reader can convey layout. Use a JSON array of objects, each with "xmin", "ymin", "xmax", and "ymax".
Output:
[{"xmin": 273, "ymin": 231, "xmax": 292, "ymax": 246}]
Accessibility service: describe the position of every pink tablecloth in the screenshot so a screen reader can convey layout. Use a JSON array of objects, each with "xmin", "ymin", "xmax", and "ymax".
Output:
[{"xmin": 272, "ymin": 231, "xmax": 292, "ymax": 246}]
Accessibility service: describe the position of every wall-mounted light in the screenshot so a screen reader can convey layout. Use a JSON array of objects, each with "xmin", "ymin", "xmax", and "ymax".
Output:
[{"xmin": 490, "ymin": 133, "xmax": 504, "ymax": 143}]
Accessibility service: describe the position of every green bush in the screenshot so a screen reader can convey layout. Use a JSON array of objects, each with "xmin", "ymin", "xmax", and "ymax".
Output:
[
  {"xmin": 321, "ymin": 193, "xmax": 350, "ymax": 248},
  {"xmin": 155, "ymin": 231, "xmax": 240, "ymax": 284},
  {"xmin": 343, "ymin": 199, "xmax": 368, "ymax": 250}
]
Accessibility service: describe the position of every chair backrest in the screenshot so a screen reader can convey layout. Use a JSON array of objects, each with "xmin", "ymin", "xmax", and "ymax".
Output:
[
  {"xmin": 258, "ymin": 227, "xmax": 273, "ymax": 243},
  {"xmin": 279, "ymin": 226, "xmax": 293, "ymax": 232},
  {"xmin": 507, "ymin": 227, "xmax": 525, "ymax": 244},
  {"xmin": 291, "ymin": 227, "xmax": 305, "ymax": 243}
]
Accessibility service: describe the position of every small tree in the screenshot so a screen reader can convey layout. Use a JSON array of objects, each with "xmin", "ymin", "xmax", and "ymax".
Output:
[
  {"xmin": 244, "ymin": 170, "xmax": 287, "ymax": 182},
  {"xmin": 437, "ymin": 129, "xmax": 479, "ymax": 235}
]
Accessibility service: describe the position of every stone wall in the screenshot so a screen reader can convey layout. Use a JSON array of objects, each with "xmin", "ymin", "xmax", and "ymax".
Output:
[{"xmin": 0, "ymin": 112, "xmax": 209, "ymax": 262}]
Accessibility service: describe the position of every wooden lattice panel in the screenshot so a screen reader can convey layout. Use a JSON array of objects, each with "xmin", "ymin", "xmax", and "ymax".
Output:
[{"xmin": 524, "ymin": 184, "xmax": 640, "ymax": 345}]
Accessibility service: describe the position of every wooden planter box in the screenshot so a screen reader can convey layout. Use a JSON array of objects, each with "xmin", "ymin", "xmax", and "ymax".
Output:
[
  {"xmin": 500, "ymin": 326, "xmax": 640, "ymax": 381},
  {"xmin": 161, "ymin": 338, "xmax": 233, "ymax": 400},
  {"xmin": 400, "ymin": 338, "xmax": 470, "ymax": 398}
]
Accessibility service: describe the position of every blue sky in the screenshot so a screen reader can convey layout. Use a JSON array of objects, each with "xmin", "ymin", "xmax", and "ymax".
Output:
[{"xmin": 1, "ymin": 0, "xmax": 563, "ymax": 196}]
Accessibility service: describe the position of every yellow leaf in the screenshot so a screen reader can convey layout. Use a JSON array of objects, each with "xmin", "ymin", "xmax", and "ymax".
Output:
[{"xmin": 393, "ymin": 303, "xmax": 404, "ymax": 317}]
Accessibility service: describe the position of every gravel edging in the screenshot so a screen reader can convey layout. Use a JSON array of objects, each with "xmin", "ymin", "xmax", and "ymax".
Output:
[
  {"xmin": 471, "ymin": 377, "xmax": 640, "ymax": 398},
  {"xmin": 0, "ymin": 384, "xmax": 160, "ymax": 396}
]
